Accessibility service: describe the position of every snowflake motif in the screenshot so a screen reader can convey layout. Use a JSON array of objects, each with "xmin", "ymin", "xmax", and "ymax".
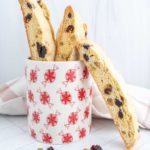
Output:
[
  {"xmin": 32, "ymin": 111, "xmax": 40, "ymax": 124},
  {"xmin": 30, "ymin": 69, "xmax": 37, "ymax": 83},
  {"xmin": 28, "ymin": 90, "xmax": 34, "ymax": 103},
  {"xmin": 42, "ymin": 133, "xmax": 53, "ymax": 144},
  {"xmin": 30, "ymin": 129, "xmax": 36, "ymax": 138},
  {"xmin": 60, "ymin": 91, "xmax": 72, "ymax": 105},
  {"xmin": 68, "ymin": 112, "xmax": 78, "ymax": 125},
  {"xmin": 79, "ymin": 128, "xmax": 86, "ymax": 139},
  {"xmin": 62, "ymin": 133, "xmax": 73, "ymax": 143},
  {"xmin": 47, "ymin": 114, "xmax": 58, "ymax": 126},
  {"xmin": 82, "ymin": 66, "xmax": 89, "ymax": 79},
  {"xmin": 44, "ymin": 69, "xmax": 56, "ymax": 83},
  {"xmin": 40, "ymin": 92, "xmax": 50, "ymax": 105},
  {"xmin": 65, "ymin": 69, "xmax": 76, "ymax": 83},
  {"xmin": 84, "ymin": 106, "xmax": 90, "ymax": 119},
  {"xmin": 78, "ymin": 88, "xmax": 86, "ymax": 101}
]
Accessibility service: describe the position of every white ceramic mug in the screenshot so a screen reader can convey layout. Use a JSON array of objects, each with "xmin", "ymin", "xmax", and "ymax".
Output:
[{"xmin": 26, "ymin": 59, "xmax": 93, "ymax": 144}]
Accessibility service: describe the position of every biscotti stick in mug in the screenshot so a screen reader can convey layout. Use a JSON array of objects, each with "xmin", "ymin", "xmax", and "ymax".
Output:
[
  {"xmin": 55, "ymin": 5, "xmax": 88, "ymax": 61},
  {"xmin": 19, "ymin": 0, "xmax": 56, "ymax": 61},
  {"xmin": 76, "ymin": 40, "xmax": 139, "ymax": 150},
  {"xmin": 36, "ymin": 0, "xmax": 55, "ymax": 41}
]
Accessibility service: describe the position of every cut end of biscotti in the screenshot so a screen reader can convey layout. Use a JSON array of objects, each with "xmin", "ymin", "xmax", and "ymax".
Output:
[{"xmin": 76, "ymin": 40, "xmax": 139, "ymax": 149}]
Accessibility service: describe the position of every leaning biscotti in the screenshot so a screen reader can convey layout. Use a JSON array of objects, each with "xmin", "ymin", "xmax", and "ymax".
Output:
[
  {"xmin": 55, "ymin": 5, "xmax": 87, "ymax": 61},
  {"xmin": 76, "ymin": 40, "xmax": 139, "ymax": 149},
  {"xmin": 19, "ymin": 0, "xmax": 55, "ymax": 61}
]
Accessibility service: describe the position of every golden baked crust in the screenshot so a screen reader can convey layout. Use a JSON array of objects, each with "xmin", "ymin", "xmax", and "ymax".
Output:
[
  {"xmin": 55, "ymin": 5, "xmax": 87, "ymax": 61},
  {"xmin": 76, "ymin": 40, "xmax": 139, "ymax": 149},
  {"xmin": 19, "ymin": 0, "xmax": 55, "ymax": 61}
]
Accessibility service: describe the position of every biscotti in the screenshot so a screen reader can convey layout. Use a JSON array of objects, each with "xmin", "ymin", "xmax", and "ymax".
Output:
[
  {"xmin": 36, "ymin": 0, "xmax": 55, "ymax": 42},
  {"xmin": 76, "ymin": 40, "xmax": 139, "ymax": 149},
  {"xmin": 55, "ymin": 5, "xmax": 87, "ymax": 61},
  {"xmin": 19, "ymin": 0, "xmax": 56, "ymax": 61}
]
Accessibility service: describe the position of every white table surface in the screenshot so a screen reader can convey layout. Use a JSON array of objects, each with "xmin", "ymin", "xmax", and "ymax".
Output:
[{"xmin": 0, "ymin": 115, "xmax": 150, "ymax": 150}]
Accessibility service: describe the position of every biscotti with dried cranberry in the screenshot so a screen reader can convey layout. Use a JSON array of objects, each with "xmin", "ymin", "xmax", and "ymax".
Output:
[
  {"xmin": 36, "ymin": 0, "xmax": 55, "ymax": 42},
  {"xmin": 55, "ymin": 5, "xmax": 87, "ymax": 61},
  {"xmin": 19, "ymin": 0, "xmax": 55, "ymax": 61},
  {"xmin": 76, "ymin": 40, "xmax": 139, "ymax": 150}
]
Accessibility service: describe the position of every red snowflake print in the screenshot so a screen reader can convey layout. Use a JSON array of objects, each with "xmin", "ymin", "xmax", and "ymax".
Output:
[
  {"xmin": 30, "ymin": 129, "xmax": 36, "ymax": 138},
  {"xmin": 65, "ymin": 69, "xmax": 76, "ymax": 82},
  {"xmin": 79, "ymin": 128, "xmax": 86, "ymax": 139},
  {"xmin": 28, "ymin": 90, "xmax": 34, "ymax": 103},
  {"xmin": 32, "ymin": 111, "xmax": 40, "ymax": 124},
  {"xmin": 84, "ymin": 106, "xmax": 90, "ymax": 119},
  {"xmin": 62, "ymin": 133, "xmax": 73, "ymax": 143},
  {"xmin": 60, "ymin": 91, "xmax": 72, "ymax": 105},
  {"xmin": 44, "ymin": 69, "xmax": 56, "ymax": 83},
  {"xmin": 82, "ymin": 66, "xmax": 89, "ymax": 79},
  {"xmin": 30, "ymin": 69, "xmax": 37, "ymax": 83},
  {"xmin": 78, "ymin": 88, "xmax": 86, "ymax": 101},
  {"xmin": 42, "ymin": 133, "xmax": 53, "ymax": 144},
  {"xmin": 47, "ymin": 114, "xmax": 58, "ymax": 126},
  {"xmin": 40, "ymin": 92, "xmax": 50, "ymax": 105},
  {"xmin": 68, "ymin": 112, "xmax": 78, "ymax": 125}
]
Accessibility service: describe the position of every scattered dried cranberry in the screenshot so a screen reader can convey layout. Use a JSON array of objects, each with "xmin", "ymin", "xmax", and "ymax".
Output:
[
  {"xmin": 83, "ymin": 44, "xmax": 90, "ymax": 50},
  {"xmin": 118, "ymin": 109, "xmax": 123, "ymax": 119},
  {"xmin": 24, "ymin": 13, "xmax": 32, "ymax": 23},
  {"xmin": 90, "ymin": 145, "xmax": 102, "ymax": 150},
  {"xmin": 68, "ymin": 13, "xmax": 72, "ymax": 18},
  {"xmin": 83, "ymin": 54, "xmax": 89, "ymax": 61},
  {"xmin": 47, "ymin": 146, "xmax": 54, "ymax": 150},
  {"xmin": 115, "ymin": 99, "xmax": 123, "ymax": 107},
  {"xmin": 36, "ymin": 42, "xmax": 47, "ymax": 58},
  {"xmin": 27, "ymin": 2, "xmax": 32, "ymax": 9},
  {"xmin": 104, "ymin": 84, "xmax": 112, "ymax": 95},
  {"xmin": 66, "ymin": 25, "xmax": 74, "ymax": 32}
]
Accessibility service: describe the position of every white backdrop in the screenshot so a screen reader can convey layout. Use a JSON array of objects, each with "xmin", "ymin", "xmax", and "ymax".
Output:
[{"xmin": 0, "ymin": 0, "xmax": 150, "ymax": 88}]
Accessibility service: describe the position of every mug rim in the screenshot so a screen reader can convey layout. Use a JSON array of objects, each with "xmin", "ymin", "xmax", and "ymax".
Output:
[{"xmin": 26, "ymin": 58, "xmax": 82, "ymax": 64}]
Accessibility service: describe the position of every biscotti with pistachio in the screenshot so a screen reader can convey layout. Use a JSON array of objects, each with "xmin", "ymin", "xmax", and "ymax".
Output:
[
  {"xmin": 19, "ymin": 0, "xmax": 55, "ymax": 61},
  {"xmin": 55, "ymin": 5, "xmax": 87, "ymax": 61},
  {"xmin": 76, "ymin": 40, "xmax": 139, "ymax": 150}
]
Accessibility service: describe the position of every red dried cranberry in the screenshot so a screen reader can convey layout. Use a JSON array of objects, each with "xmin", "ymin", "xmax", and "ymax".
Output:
[
  {"xmin": 27, "ymin": 2, "xmax": 32, "ymax": 9},
  {"xmin": 83, "ymin": 44, "xmax": 90, "ymax": 50},
  {"xmin": 68, "ymin": 13, "xmax": 72, "ymax": 18},
  {"xmin": 66, "ymin": 25, "xmax": 74, "ymax": 32},
  {"xmin": 47, "ymin": 146, "xmax": 54, "ymax": 150},
  {"xmin": 104, "ymin": 84, "xmax": 112, "ymax": 95},
  {"xmin": 83, "ymin": 54, "xmax": 89, "ymax": 61},
  {"xmin": 24, "ymin": 13, "xmax": 32, "ymax": 23},
  {"xmin": 115, "ymin": 99, "xmax": 123, "ymax": 107},
  {"xmin": 118, "ymin": 109, "xmax": 123, "ymax": 119},
  {"xmin": 36, "ymin": 42, "xmax": 47, "ymax": 58},
  {"xmin": 90, "ymin": 145, "xmax": 102, "ymax": 150}
]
